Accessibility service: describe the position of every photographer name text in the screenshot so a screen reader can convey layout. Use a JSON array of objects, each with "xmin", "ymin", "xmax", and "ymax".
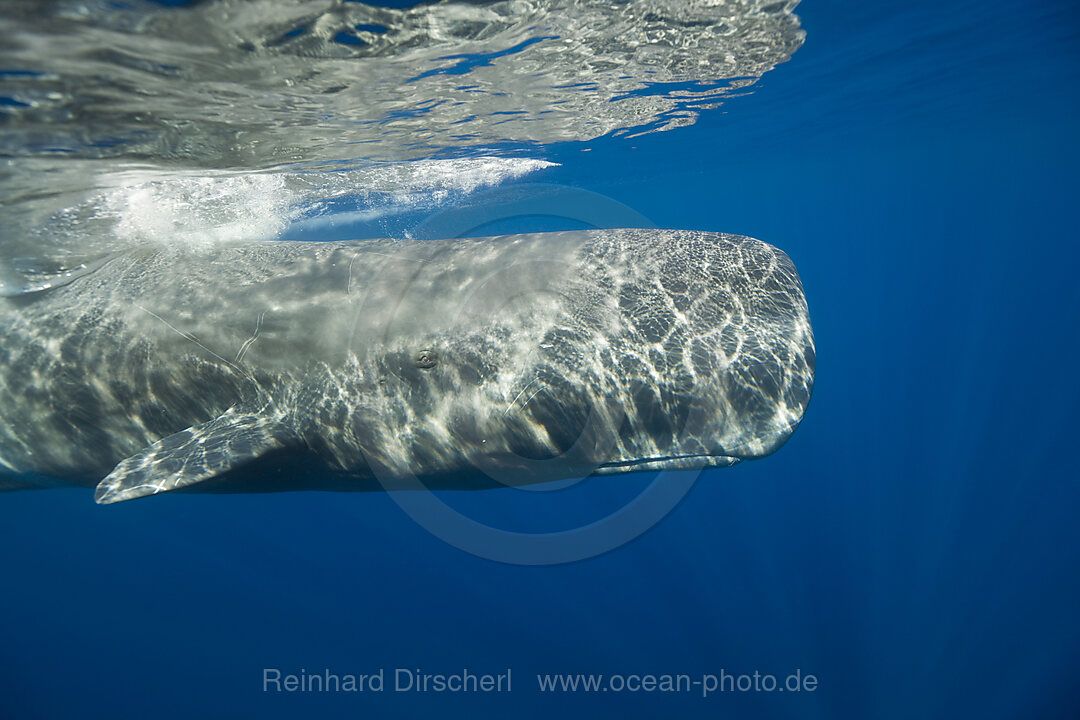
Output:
[{"xmin": 263, "ymin": 667, "xmax": 511, "ymax": 693}]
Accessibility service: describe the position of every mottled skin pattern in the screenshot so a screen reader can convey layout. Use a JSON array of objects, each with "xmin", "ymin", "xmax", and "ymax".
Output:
[{"xmin": 0, "ymin": 230, "xmax": 815, "ymax": 503}]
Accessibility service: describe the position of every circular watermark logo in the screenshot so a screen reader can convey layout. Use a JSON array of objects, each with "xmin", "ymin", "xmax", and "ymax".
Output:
[{"xmin": 357, "ymin": 183, "xmax": 709, "ymax": 565}]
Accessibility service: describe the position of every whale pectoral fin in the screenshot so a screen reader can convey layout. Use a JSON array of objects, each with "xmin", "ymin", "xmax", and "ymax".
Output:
[{"xmin": 94, "ymin": 410, "xmax": 293, "ymax": 504}]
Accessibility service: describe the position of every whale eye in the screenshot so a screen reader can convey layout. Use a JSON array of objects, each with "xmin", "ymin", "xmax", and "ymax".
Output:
[{"xmin": 414, "ymin": 349, "xmax": 438, "ymax": 369}]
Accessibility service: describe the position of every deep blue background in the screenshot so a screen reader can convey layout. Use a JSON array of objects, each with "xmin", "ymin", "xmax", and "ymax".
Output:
[{"xmin": 3, "ymin": 0, "xmax": 1079, "ymax": 717}]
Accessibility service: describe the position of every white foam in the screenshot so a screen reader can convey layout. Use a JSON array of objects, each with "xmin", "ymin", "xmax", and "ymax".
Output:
[
  {"xmin": 98, "ymin": 171, "xmax": 297, "ymax": 251},
  {"xmin": 291, "ymin": 156, "xmax": 559, "ymax": 232},
  {"xmin": 89, "ymin": 156, "xmax": 556, "ymax": 252},
  {"xmin": 296, "ymin": 157, "xmax": 559, "ymax": 211},
  {"xmin": 360, "ymin": 157, "xmax": 559, "ymax": 199}
]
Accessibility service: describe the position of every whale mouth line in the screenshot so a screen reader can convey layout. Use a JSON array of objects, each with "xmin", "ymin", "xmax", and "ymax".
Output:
[{"xmin": 595, "ymin": 453, "xmax": 738, "ymax": 472}]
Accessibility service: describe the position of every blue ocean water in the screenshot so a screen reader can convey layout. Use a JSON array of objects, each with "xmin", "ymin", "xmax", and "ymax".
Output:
[{"xmin": 1, "ymin": 0, "xmax": 1079, "ymax": 718}]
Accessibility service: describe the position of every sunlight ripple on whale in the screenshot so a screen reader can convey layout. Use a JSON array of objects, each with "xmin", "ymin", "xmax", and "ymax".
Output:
[{"xmin": 0, "ymin": 229, "xmax": 815, "ymax": 504}]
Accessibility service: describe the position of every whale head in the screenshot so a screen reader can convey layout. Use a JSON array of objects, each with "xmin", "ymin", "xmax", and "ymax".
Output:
[{"xmin": 331, "ymin": 229, "xmax": 815, "ymax": 488}]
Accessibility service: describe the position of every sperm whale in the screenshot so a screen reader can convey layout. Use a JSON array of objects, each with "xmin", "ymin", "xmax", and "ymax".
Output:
[{"xmin": 0, "ymin": 229, "xmax": 814, "ymax": 504}]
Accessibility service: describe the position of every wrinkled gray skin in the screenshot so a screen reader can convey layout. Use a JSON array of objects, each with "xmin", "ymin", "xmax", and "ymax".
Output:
[{"xmin": 0, "ymin": 229, "xmax": 815, "ymax": 504}]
